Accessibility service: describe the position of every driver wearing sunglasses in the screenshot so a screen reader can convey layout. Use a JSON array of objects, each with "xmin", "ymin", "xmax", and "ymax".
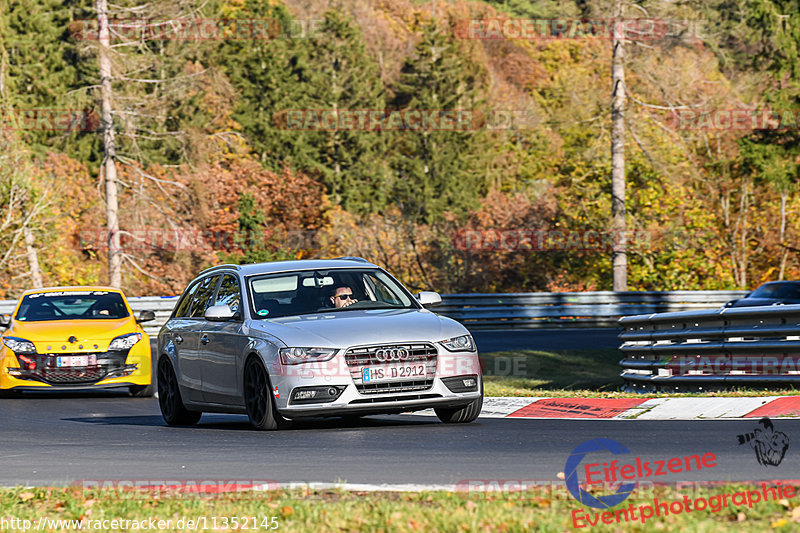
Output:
[{"xmin": 330, "ymin": 286, "xmax": 358, "ymax": 308}]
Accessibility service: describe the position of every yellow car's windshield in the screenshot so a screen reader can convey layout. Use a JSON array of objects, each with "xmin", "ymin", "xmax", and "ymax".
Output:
[{"xmin": 15, "ymin": 290, "xmax": 130, "ymax": 321}]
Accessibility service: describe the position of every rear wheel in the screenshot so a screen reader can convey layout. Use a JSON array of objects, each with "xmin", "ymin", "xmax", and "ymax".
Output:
[
  {"xmin": 243, "ymin": 357, "xmax": 290, "ymax": 430},
  {"xmin": 129, "ymin": 384, "xmax": 154, "ymax": 397},
  {"xmin": 157, "ymin": 357, "xmax": 201, "ymax": 426}
]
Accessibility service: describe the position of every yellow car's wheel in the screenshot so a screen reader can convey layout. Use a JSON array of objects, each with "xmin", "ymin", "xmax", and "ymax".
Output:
[{"xmin": 129, "ymin": 384, "xmax": 154, "ymax": 397}]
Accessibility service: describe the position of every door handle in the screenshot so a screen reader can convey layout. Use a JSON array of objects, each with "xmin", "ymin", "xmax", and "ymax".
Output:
[
  {"xmin": 200, "ymin": 334, "xmax": 210, "ymax": 345},
  {"xmin": 175, "ymin": 335, "xmax": 183, "ymax": 344}
]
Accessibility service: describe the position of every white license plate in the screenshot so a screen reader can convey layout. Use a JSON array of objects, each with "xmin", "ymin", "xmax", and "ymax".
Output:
[
  {"xmin": 361, "ymin": 363, "xmax": 427, "ymax": 383},
  {"xmin": 56, "ymin": 355, "xmax": 94, "ymax": 368}
]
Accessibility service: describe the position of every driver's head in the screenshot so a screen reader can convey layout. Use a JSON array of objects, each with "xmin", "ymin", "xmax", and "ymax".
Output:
[{"xmin": 330, "ymin": 286, "xmax": 357, "ymax": 308}]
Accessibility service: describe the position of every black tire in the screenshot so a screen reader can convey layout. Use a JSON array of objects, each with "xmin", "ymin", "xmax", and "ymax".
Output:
[
  {"xmin": 435, "ymin": 395, "xmax": 483, "ymax": 423},
  {"xmin": 435, "ymin": 380, "xmax": 484, "ymax": 424},
  {"xmin": 129, "ymin": 384, "xmax": 154, "ymax": 397},
  {"xmin": 157, "ymin": 357, "xmax": 201, "ymax": 426},
  {"xmin": 243, "ymin": 357, "xmax": 290, "ymax": 430}
]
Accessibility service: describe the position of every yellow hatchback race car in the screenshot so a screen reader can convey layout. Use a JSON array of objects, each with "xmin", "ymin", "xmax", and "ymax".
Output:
[{"xmin": 0, "ymin": 286, "xmax": 154, "ymax": 397}]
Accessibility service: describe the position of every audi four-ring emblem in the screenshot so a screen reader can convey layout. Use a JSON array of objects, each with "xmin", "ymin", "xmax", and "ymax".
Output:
[{"xmin": 374, "ymin": 348, "xmax": 409, "ymax": 361}]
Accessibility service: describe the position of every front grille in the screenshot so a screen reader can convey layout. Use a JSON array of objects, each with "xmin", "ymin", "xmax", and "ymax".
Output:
[
  {"xmin": 14, "ymin": 351, "xmax": 131, "ymax": 385},
  {"xmin": 40, "ymin": 366, "xmax": 106, "ymax": 384},
  {"xmin": 349, "ymin": 393, "xmax": 441, "ymax": 404},
  {"xmin": 345, "ymin": 343, "xmax": 437, "ymax": 394}
]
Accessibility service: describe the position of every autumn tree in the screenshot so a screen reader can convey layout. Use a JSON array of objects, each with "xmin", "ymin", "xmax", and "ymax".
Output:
[{"xmin": 390, "ymin": 20, "xmax": 491, "ymax": 224}]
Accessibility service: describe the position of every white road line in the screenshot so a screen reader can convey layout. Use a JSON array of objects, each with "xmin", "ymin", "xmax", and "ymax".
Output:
[{"xmin": 272, "ymin": 482, "xmax": 458, "ymax": 492}]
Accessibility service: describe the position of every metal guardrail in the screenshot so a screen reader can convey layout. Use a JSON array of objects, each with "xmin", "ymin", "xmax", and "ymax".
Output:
[
  {"xmin": 619, "ymin": 304, "xmax": 800, "ymax": 391},
  {"xmin": 0, "ymin": 291, "xmax": 747, "ymax": 335},
  {"xmin": 437, "ymin": 291, "xmax": 747, "ymax": 329}
]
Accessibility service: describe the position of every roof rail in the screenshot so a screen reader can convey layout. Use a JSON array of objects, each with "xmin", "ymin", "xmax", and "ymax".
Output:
[
  {"xmin": 332, "ymin": 256, "xmax": 371, "ymax": 263},
  {"xmin": 198, "ymin": 263, "xmax": 242, "ymax": 275}
]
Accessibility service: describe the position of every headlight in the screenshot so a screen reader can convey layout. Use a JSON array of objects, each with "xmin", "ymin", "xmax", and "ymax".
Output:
[
  {"xmin": 108, "ymin": 333, "xmax": 142, "ymax": 351},
  {"xmin": 279, "ymin": 347, "xmax": 337, "ymax": 365},
  {"xmin": 440, "ymin": 335, "xmax": 475, "ymax": 352},
  {"xmin": 2, "ymin": 337, "xmax": 36, "ymax": 354}
]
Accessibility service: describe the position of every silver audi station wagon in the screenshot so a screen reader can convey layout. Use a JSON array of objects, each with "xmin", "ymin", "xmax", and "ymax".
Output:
[{"xmin": 157, "ymin": 258, "xmax": 483, "ymax": 429}]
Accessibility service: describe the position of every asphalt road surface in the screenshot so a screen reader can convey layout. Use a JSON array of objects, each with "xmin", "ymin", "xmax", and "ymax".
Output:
[{"xmin": 2, "ymin": 394, "xmax": 798, "ymax": 487}]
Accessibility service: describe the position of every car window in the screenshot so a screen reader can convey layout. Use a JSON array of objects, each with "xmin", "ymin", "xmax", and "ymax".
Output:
[
  {"xmin": 188, "ymin": 275, "xmax": 221, "ymax": 318},
  {"xmin": 16, "ymin": 291, "xmax": 129, "ymax": 321},
  {"xmin": 215, "ymin": 274, "xmax": 241, "ymax": 313},
  {"xmin": 751, "ymin": 283, "xmax": 800, "ymax": 300},
  {"xmin": 364, "ymin": 272, "xmax": 405, "ymax": 305},
  {"xmin": 173, "ymin": 280, "xmax": 201, "ymax": 318},
  {"xmin": 248, "ymin": 269, "xmax": 416, "ymax": 318},
  {"xmin": 776, "ymin": 284, "xmax": 800, "ymax": 299}
]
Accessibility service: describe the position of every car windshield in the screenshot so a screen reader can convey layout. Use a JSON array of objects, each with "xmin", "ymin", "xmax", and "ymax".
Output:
[
  {"xmin": 750, "ymin": 283, "xmax": 800, "ymax": 300},
  {"xmin": 15, "ymin": 291, "xmax": 130, "ymax": 321},
  {"xmin": 247, "ymin": 268, "xmax": 418, "ymax": 319}
]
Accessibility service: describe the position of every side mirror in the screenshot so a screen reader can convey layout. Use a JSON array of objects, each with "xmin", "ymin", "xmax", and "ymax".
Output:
[
  {"xmin": 205, "ymin": 304, "xmax": 237, "ymax": 322},
  {"xmin": 0, "ymin": 314, "xmax": 10, "ymax": 328},
  {"xmin": 137, "ymin": 310, "xmax": 156, "ymax": 323},
  {"xmin": 417, "ymin": 291, "xmax": 442, "ymax": 307}
]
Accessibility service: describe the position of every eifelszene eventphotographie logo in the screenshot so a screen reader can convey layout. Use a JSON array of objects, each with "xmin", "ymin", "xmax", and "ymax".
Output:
[
  {"xmin": 565, "ymin": 438, "xmax": 637, "ymax": 509},
  {"xmin": 737, "ymin": 417, "xmax": 790, "ymax": 467}
]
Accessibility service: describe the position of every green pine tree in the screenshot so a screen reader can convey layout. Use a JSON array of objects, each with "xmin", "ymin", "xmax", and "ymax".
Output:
[{"xmin": 389, "ymin": 21, "xmax": 491, "ymax": 223}]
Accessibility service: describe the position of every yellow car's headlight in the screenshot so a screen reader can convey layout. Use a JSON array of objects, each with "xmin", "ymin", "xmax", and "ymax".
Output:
[
  {"xmin": 108, "ymin": 333, "xmax": 142, "ymax": 351},
  {"xmin": 3, "ymin": 337, "xmax": 36, "ymax": 354}
]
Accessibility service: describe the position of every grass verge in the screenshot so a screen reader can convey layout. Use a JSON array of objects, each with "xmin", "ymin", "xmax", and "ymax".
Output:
[{"xmin": 1, "ymin": 485, "xmax": 799, "ymax": 532}]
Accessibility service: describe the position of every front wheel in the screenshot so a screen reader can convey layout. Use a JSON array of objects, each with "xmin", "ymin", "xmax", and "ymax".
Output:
[
  {"xmin": 243, "ymin": 357, "xmax": 291, "ymax": 430},
  {"xmin": 157, "ymin": 357, "xmax": 201, "ymax": 426},
  {"xmin": 435, "ymin": 395, "xmax": 483, "ymax": 424}
]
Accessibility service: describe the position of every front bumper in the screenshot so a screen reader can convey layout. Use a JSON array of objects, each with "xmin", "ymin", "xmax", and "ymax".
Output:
[
  {"xmin": 0, "ymin": 340, "xmax": 151, "ymax": 391},
  {"xmin": 270, "ymin": 345, "xmax": 482, "ymax": 418},
  {"xmin": 276, "ymin": 378, "xmax": 482, "ymax": 418}
]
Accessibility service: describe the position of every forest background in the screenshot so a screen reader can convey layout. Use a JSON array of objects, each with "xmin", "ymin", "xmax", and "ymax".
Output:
[{"xmin": 0, "ymin": 0, "xmax": 798, "ymax": 297}]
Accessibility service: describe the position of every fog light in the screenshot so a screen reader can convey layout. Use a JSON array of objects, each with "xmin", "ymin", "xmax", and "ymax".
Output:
[
  {"xmin": 442, "ymin": 375, "xmax": 480, "ymax": 393},
  {"xmin": 295, "ymin": 390, "xmax": 317, "ymax": 401},
  {"xmin": 290, "ymin": 386, "xmax": 345, "ymax": 404},
  {"xmin": 7, "ymin": 368, "xmax": 22, "ymax": 376}
]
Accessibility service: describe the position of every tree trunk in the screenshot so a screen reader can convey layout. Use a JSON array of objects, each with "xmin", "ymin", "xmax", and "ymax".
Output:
[
  {"xmin": 96, "ymin": 0, "xmax": 122, "ymax": 287},
  {"xmin": 779, "ymin": 191, "xmax": 787, "ymax": 280},
  {"xmin": 23, "ymin": 226, "xmax": 43, "ymax": 289},
  {"xmin": 737, "ymin": 180, "xmax": 749, "ymax": 288},
  {"xmin": 611, "ymin": 2, "xmax": 627, "ymax": 291}
]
